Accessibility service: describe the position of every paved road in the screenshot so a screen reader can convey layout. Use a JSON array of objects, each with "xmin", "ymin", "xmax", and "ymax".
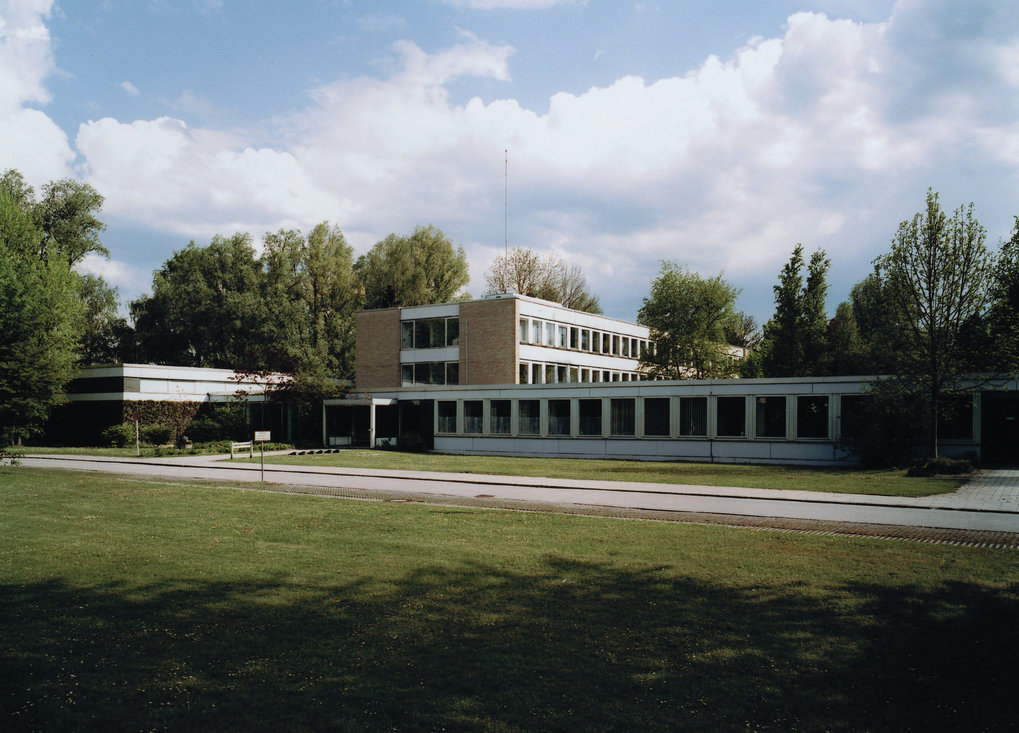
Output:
[{"xmin": 18, "ymin": 454, "xmax": 1019, "ymax": 543}]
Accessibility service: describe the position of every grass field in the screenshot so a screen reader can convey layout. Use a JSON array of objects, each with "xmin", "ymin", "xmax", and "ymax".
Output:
[
  {"xmin": 1, "ymin": 467, "xmax": 1016, "ymax": 731},
  {"xmin": 256, "ymin": 449, "xmax": 962, "ymax": 496}
]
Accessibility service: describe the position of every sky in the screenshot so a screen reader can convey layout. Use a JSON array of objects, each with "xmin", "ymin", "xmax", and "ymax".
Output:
[{"xmin": 3, "ymin": 0, "xmax": 1019, "ymax": 324}]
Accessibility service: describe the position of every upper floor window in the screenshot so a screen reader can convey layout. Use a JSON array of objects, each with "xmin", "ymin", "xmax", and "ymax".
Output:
[{"xmin": 402, "ymin": 317, "xmax": 459, "ymax": 349}]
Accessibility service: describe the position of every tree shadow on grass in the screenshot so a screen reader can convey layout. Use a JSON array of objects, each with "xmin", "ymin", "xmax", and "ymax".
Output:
[{"xmin": 1, "ymin": 560, "xmax": 1017, "ymax": 732}]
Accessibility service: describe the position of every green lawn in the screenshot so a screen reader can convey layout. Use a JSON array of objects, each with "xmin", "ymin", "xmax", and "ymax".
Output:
[
  {"xmin": 2, "ymin": 467, "xmax": 1016, "ymax": 731},
  {"xmin": 256, "ymin": 449, "xmax": 961, "ymax": 496}
]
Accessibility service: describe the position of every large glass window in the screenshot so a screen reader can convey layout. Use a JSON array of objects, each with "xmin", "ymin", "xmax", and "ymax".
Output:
[
  {"xmin": 518, "ymin": 400, "xmax": 540, "ymax": 435},
  {"xmin": 938, "ymin": 394, "xmax": 974, "ymax": 440},
  {"xmin": 570, "ymin": 327, "xmax": 579, "ymax": 349},
  {"xmin": 581, "ymin": 329, "xmax": 590, "ymax": 351},
  {"xmin": 621, "ymin": 338, "xmax": 630, "ymax": 357},
  {"xmin": 544, "ymin": 364, "xmax": 555, "ymax": 384},
  {"xmin": 545, "ymin": 322, "xmax": 555, "ymax": 346},
  {"xmin": 679, "ymin": 397, "xmax": 708, "ymax": 437},
  {"xmin": 548, "ymin": 400, "xmax": 571, "ymax": 435},
  {"xmin": 558, "ymin": 325, "xmax": 568, "ymax": 348},
  {"xmin": 601, "ymin": 333, "xmax": 611, "ymax": 354},
  {"xmin": 401, "ymin": 364, "xmax": 414, "ymax": 385},
  {"xmin": 445, "ymin": 362, "xmax": 459, "ymax": 385},
  {"xmin": 840, "ymin": 395, "xmax": 869, "ymax": 442},
  {"xmin": 401, "ymin": 321, "xmax": 414, "ymax": 348},
  {"xmin": 797, "ymin": 396, "xmax": 829, "ymax": 439},
  {"xmin": 755, "ymin": 396, "xmax": 787, "ymax": 438},
  {"xmin": 531, "ymin": 320, "xmax": 541, "ymax": 344},
  {"xmin": 716, "ymin": 397, "xmax": 746, "ymax": 437},
  {"xmin": 644, "ymin": 398, "xmax": 670, "ymax": 436},
  {"xmin": 519, "ymin": 363, "xmax": 529, "ymax": 384},
  {"xmin": 531, "ymin": 363, "xmax": 542, "ymax": 384},
  {"xmin": 579, "ymin": 399, "xmax": 602, "ymax": 436},
  {"xmin": 437, "ymin": 401, "xmax": 457, "ymax": 433},
  {"xmin": 610, "ymin": 399, "xmax": 635, "ymax": 436},
  {"xmin": 414, "ymin": 318, "xmax": 445, "ymax": 349},
  {"xmin": 519, "ymin": 318, "xmax": 529, "ymax": 342},
  {"xmin": 557, "ymin": 365, "xmax": 567, "ymax": 383},
  {"xmin": 464, "ymin": 400, "xmax": 483, "ymax": 434},
  {"xmin": 491, "ymin": 400, "xmax": 511, "ymax": 435},
  {"xmin": 446, "ymin": 318, "xmax": 459, "ymax": 346}
]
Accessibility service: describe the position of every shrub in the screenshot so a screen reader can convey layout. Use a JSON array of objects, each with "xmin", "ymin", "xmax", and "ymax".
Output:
[
  {"xmin": 397, "ymin": 432, "xmax": 427, "ymax": 453},
  {"xmin": 907, "ymin": 456, "xmax": 974, "ymax": 477},
  {"xmin": 141, "ymin": 423, "xmax": 173, "ymax": 445},
  {"xmin": 183, "ymin": 416, "xmax": 221, "ymax": 443},
  {"xmin": 101, "ymin": 423, "xmax": 136, "ymax": 448}
]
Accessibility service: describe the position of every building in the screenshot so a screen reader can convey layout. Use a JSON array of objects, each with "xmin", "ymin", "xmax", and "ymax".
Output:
[
  {"xmin": 355, "ymin": 293, "xmax": 655, "ymax": 390},
  {"xmin": 45, "ymin": 363, "xmax": 293, "ymax": 444},
  {"xmin": 328, "ymin": 295, "xmax": 1019, "ymax": 465}
]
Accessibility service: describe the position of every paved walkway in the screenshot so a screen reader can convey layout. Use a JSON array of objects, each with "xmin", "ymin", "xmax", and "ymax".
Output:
[{"xmin": 17, "ymin": 453, "xmax": 1019, "ymax": 546}]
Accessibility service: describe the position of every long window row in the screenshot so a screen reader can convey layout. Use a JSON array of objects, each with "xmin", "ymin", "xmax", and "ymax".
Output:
[
  {"xmin": 401, "ymin": 317, "xmax": 459, "ymax": 350},
  {"xmin": 519, "ymin": 317, "xmax": 651, "ymax": 359},
  {"xmin": 401, "ymin": 361, "xmax": 459, "ymax": 386},
  {"xmin": 436, "ymin": 394, "xmax": 838, "ymax": 440},
  {"xmin": 518, "ymin": 361, "xmax": 643, "ymax": 384}
]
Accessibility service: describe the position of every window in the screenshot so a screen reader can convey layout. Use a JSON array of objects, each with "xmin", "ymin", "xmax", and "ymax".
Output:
[
  {"xmin": 679, "ymin": 397, "xmax": 707, "ymax": 437},
  {"xmin": 579, "ymin": 399, "xmax": 602, "ymax": 436},
  {"xmin": 404, "ymin": 361, "xmax": 458, "ymax": 385},
  {"xmin": 716, "ymin": 397, "xmax": 746, "ymax": 437},
  {"xmin": 755, "ymin": 396, "xmax": 786, "ymax": 438},
  {"xmin": 644, "ymin": 398, "xmax": 670, "ymax": 436},
  {"xmin": 548, "ymin": 399, "xmax": 570, "ymax": 435},
  {"xmin": 938, "ymin": 394, "xmax": 974, "ymax": 440},
  {"xmin": 519, "ymin": 363, "xmax": 529, "ymax": 384},
  {"xmin": 621, "ymin": 338, "xmax": 630, "ymax": 357},
  {"xmin": 519, "ymin": 318, "xmax": 529, "ymax": 342},
  {"xmin": 545, "ymin": 364, "xmax": 555, "ymax": 384},
  {"xmin": 612, "ymin": 335, "xmax": 620, "ymax": 355},
  {"xmin": 580, "ymin": 368, "xmax": 590, "ymax": 382},
  {"xmin": 601, "ymin": 333, "xmax": 610, "ymax": 354},
  {"xmin": 401, "ymin": 364, "xmax": 414, "ymax": 385},
  {"xmin": 610, "ymin": 399, "xmax": 635, "ymax": 436},
  {"xmin": 569, "ymin": 367, "xmax": 579, "ymax": 383},
  {"xmin": 581, "ymin": 329, "xmax": 590, "ymax": 351},
  {"xmin": 446, "ymin": 318, "xmax": 459, "ymax": 347},
  {"xmin": 401, "ymin": 321, "xmax": 414, "ymax": 348},
  {"xmin": 591, "ymin": 370, "xmax": 601, "ymax": 382},
  {"xmin": 531, "ymin": 363, "xmax": 542, "ymax": 384},
  {"xmin": 491, "ymin": 400, "xmax": 511, "ymax": 434},
  {"xmin": 570, "ymin": 327, "xmax": 579, "ymax": 349},
  {"xmin": 445, "ymin": 362, "xmax": 459, "ymax": 386},
  {"xmin": 464, "ymin": 400, "xmax": 483, "ymax": 434},
  {"xmin": 840, "ymin": 395, "xmax": 869, "ymax": 442},
  {"xmin": 557, "ymin": 365, "xmax": 567, "ymax": 383},
  {"xmin": 545, "ymin": 322, "xmax": 555, "ymax": 346},
  {"xmin": 558, "ymin": 325, "xmax": 568, "ymax": 348},
  {"xmin": 797, "ymin": 396, "xmax": 829, "ymax": 439},
  {"xmin": 531, "ymin": 320, "xmax": 541, "ymax": 344},
  {"xmin": 437, "ymin": 401, "xmax": 457, "ymax": 433},
  {"xmin": 518, "ymin": 400, "xmax": 540, "ymax": 435}
]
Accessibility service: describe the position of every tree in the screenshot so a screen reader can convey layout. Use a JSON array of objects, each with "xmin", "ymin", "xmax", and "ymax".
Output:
[
  {"xmin": 484, "ymin": 247, "xmax": 602, "ymax": 313},
  {"xmin": 988, "ymin": 217, "xmax": 1019, "ymax": 370},
  {"xmin": 875, "ymin": 189, "xmax": 991, "ymax": 458},
  {"xmin": 757, "ymin": 245, "xmax": 831, "ymax": 377},
  {"xmin": 356, "ymin": 226, "xmax": 468, "ymax": 309},
  {"xmin": 0, "ymin": 188, "xmax": 83, "ymax": 446},
  {"xmin": 77, "ymin": 274, "xmax": 129, "ymax": 365},
  {"xmin": 131, "ymin": 234, "xmax": 268, "ymax": 369},
  {"xmin": 637, "ymin": 262, "xmax": 741, "ymax": 379},
  {"xmin": 824, "ymin": 301, "xmax": 865, "ymax": 376}
]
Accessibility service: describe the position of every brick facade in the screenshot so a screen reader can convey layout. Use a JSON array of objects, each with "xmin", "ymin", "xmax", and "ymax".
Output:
[
  {"xmin": 459, "ymin": 298, "xmax": 518, "ymax": 385},
  {"xmin": 355, "ymin": 309, "xmax": 401, "ymax": 389}
]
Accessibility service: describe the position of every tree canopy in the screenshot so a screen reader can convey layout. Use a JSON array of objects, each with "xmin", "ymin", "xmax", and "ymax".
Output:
[
  {"xmin": 637, "ymin": 262, "xmax": 741, "ymax": 379},
  {"xmin": 483, "ymin": 247, "xmax": 602, "ymax": 313},
  {"xmin": 355, "ymin": 226, "xmax": 468, "ymax": 309}
]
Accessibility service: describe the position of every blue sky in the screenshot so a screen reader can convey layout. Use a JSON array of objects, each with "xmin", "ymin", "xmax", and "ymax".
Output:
[{"xmin": 3, "ymin": 0, "xmax": 1018, "ymax": 323}]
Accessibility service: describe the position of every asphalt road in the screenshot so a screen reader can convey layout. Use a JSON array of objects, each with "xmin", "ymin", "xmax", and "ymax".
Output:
[{"xmin": 18, "ymin": 454, "xmax": 1019, "ymax": 545}]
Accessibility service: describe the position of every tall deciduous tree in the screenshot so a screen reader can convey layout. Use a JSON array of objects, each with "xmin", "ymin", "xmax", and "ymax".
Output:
[
  {"xmin": 77, "ymin": 273, "xmax": 130, "ymax": 365},
  {"xmin": 637, "ymin": 262, "xmax": 741, "ymax": 379},
  {"xmin": 757, "ymin": 245, "xmax": 831, "ymax": 377},
  {"xmin": 131, "ymin": 234, "xmax": 268, "ymax": 369},
  {"xmin": 0, "ymin": 188, "xmax": 83, "ymax": 446},
  {"xmin": 356, "ymin": 225, "xmax": 468, "ymax": 309},
  {"xmin": 484, "ymin": 247, "xmax": 602, "ymax": 313},
  {"xmin": 876, "ymin": 189, "xmax": 991, "ymax": 457},
  {"xmin": 988, "ymin": 217, "xmax": 1019, "ymax": 370}
]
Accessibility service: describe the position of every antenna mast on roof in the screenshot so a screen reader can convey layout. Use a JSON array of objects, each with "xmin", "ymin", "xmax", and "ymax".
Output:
[{"xmin": 504, "ymin": 148, "xmax": 509, "ymax": 255}]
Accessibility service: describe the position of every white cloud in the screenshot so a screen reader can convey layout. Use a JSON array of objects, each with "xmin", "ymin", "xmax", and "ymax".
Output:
[
  {"xmin": 76, "ymin": 252, "xmax": 148, "ymax": 294},
  {"xmin": 0, "ymin": 0, "xmax": 74, "ymax": 184},
  {"xmin": 442, "ymin": 0, "xmax": 582, "ymax": 9},
  {"xmin": 119, "ymin": 80, "xmax": 140, "ymax": 96},
  {"xmin": 39, "ymin": 0, "xmax": 1019, "ymax": 316}
]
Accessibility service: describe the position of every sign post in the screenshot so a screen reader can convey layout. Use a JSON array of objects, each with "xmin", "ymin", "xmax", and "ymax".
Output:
[{"xmin": 254, "ymin": 430, "xmax": 270, "ymax": 482}]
